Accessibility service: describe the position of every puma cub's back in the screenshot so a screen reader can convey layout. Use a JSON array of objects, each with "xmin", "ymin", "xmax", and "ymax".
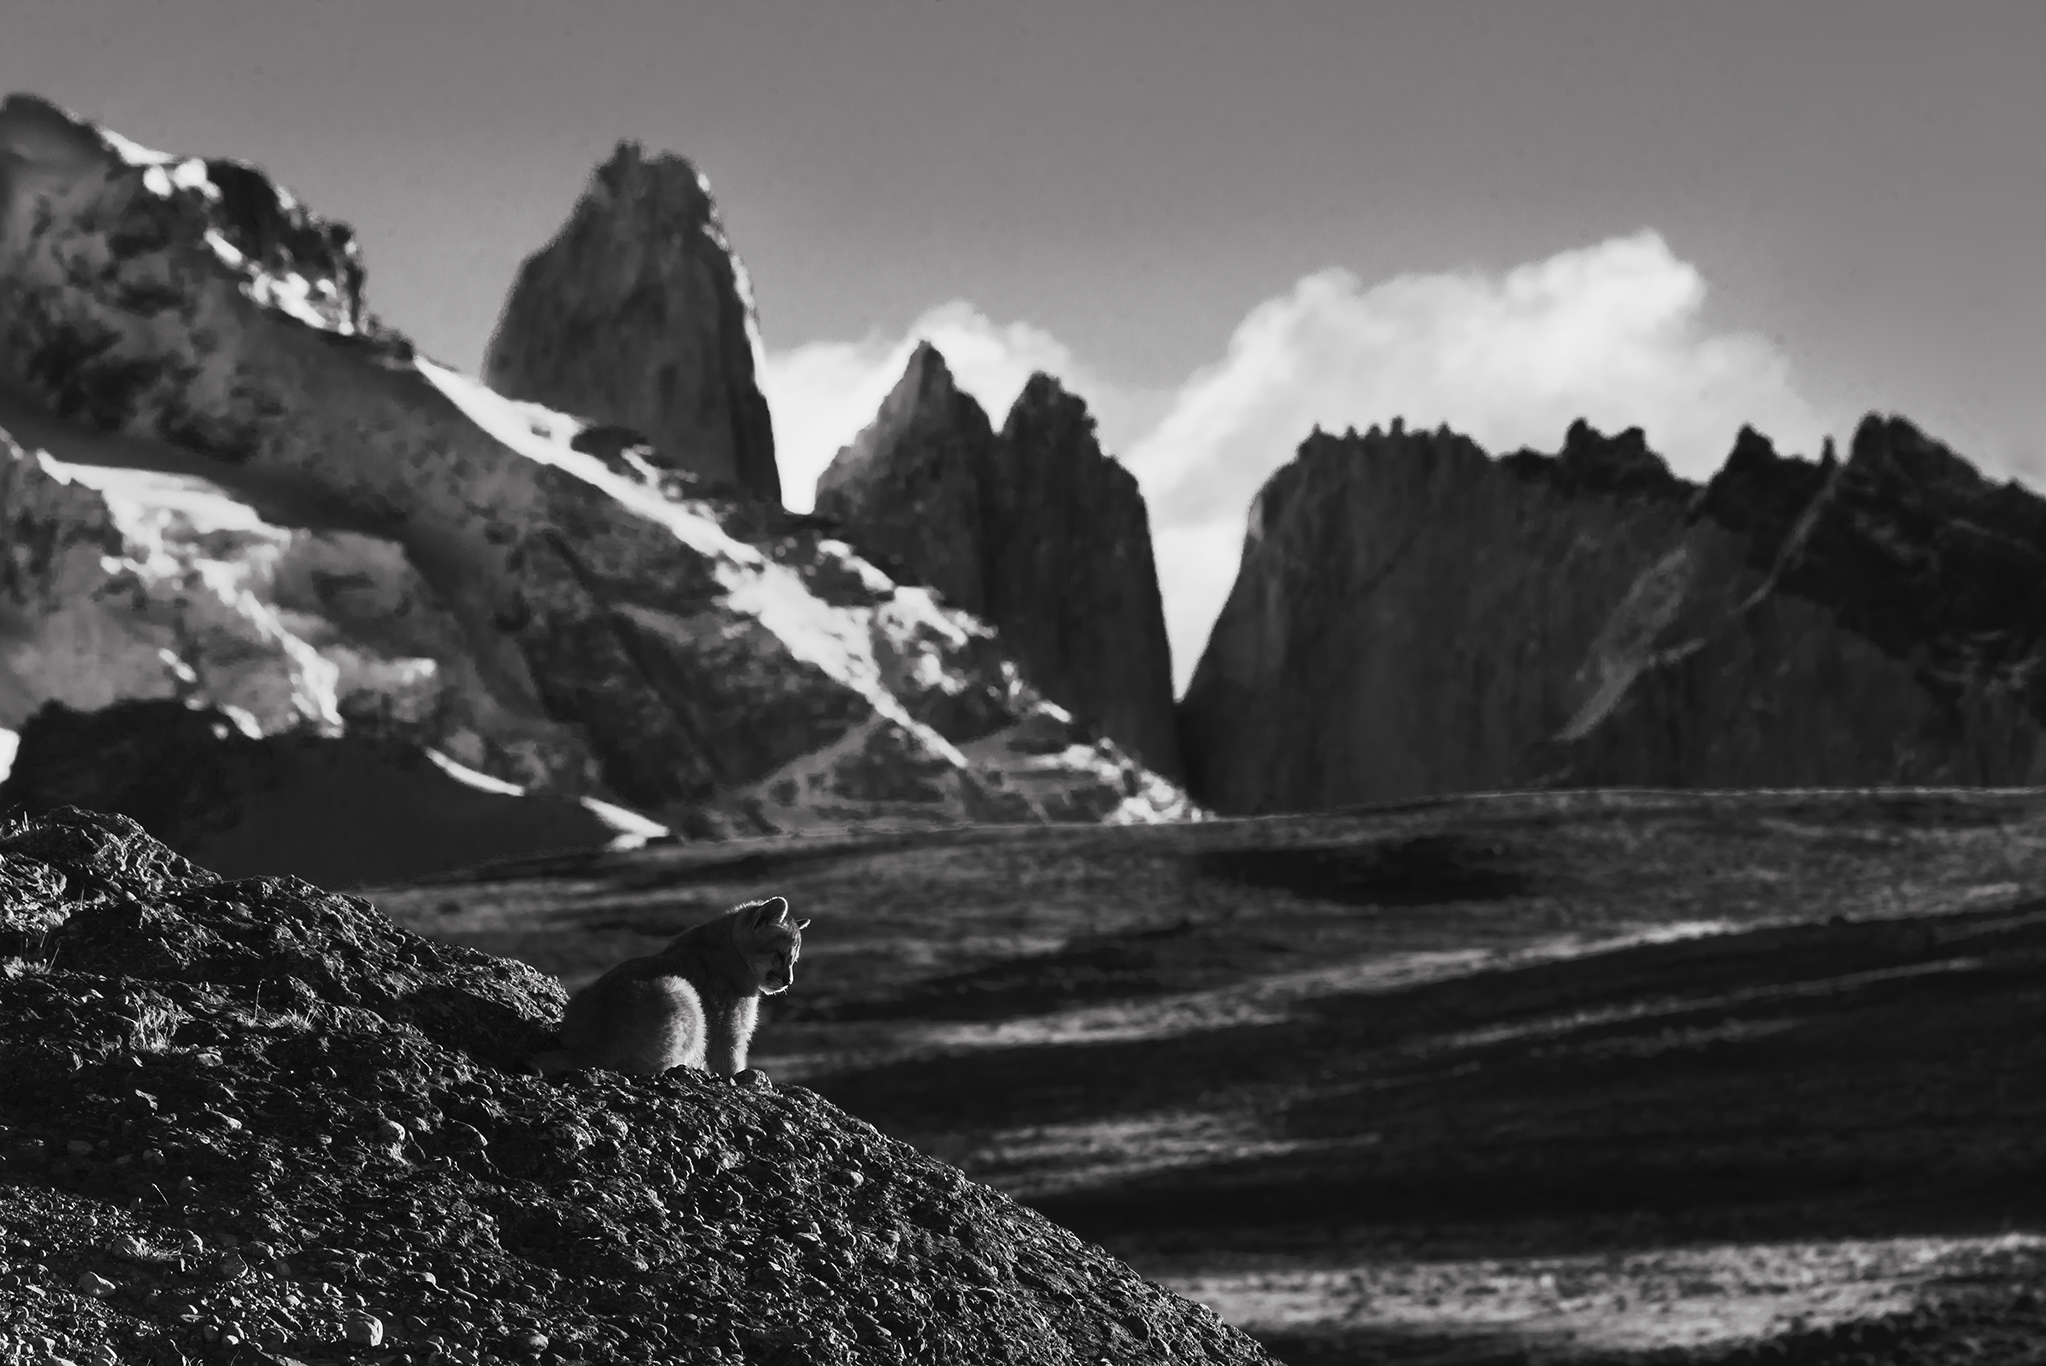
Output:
[{"xmin": 532, "ymin": 896, "xmax": 807, "ymax": 1078}]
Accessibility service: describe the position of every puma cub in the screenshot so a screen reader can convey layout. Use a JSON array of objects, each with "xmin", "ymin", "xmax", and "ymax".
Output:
[{"xmin": 531, "ymin": 896, "xmax": 807, "ymax": 1078}]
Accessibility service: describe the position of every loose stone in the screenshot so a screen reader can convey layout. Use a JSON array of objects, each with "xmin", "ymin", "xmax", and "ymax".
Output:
[{"xmin": 343, "ymin": 1312, "xmax": 385, "ymax": 1346}]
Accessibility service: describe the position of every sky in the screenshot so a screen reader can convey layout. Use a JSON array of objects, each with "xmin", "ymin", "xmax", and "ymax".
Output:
[{"xmin": 6, "ymin": 0, "xmax": 2042, "ymax": 691}]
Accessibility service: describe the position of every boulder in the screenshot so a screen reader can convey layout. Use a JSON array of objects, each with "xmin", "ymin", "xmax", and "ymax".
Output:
[
  {"xmin": 1180, "ymin": 416, "xmax": 2046, "ymax": 814},
  {"xmin": 819, "ymin": 347, "xmax": 1181, "ymax": 779},
  {"xmin": 483, "ymin": 141, "xmax": 780, "ymax": 502}
]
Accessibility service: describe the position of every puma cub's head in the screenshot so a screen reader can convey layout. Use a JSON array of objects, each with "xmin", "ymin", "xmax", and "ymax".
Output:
[{"xmin": 736, "ymin": 895, "xmax": 808, "ymax": 995}]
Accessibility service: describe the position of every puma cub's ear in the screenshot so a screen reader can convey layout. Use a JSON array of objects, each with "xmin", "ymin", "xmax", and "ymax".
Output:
[
  {"xmin": 752, "ymin": 895, "xmax": 790, "ymax": 925},
  {"xmin": 795, "ymin": 917, "xmax": 811, "ymax": 931}
]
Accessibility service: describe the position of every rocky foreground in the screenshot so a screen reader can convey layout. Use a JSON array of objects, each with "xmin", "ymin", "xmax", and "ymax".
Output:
[{"xmin": 0, "ymin": 806, "xmax": 1273, "ymax": 1365}]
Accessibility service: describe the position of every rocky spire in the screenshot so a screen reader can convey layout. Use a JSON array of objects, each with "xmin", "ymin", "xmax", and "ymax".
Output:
[
  {"xmin": 818, "ymin": 350, "xmax": 1182, "ymax": 779},
  {"xmin": 483, "ymin": 142, "xmax": 781, "ymax": 501},
  {"xmin": 985, "ymin": 374, "xmax": 1182, "ymax": 778},
  {"xmin": 816, "ymin": 342, "xmax": 995, "ymax": 614}
]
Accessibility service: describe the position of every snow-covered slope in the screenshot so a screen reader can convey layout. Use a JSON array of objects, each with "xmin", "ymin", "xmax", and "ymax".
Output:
[{"xmin": 0, "ymin": 91, "xmax": 1194, "ymax": 834}]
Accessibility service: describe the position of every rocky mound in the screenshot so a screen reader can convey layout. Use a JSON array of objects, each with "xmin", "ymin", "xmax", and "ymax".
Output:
[
  {"xmin": 0, "ymin": 700, "xmax": 652, "ymax": 888},
  {"xmin": 1180, "ymin": 416, "xmax": 2046, "ymax": 814},
  {"xmin": 483, "ymin": 142, "xmax": 780, "ymax": 503},
  {"xmin": 0, "ymin": 91, "xmax": 1190, "ymax": 835},
  {"xmin": 818, "ymin": 345, "xmax": 1181, "ymax": 779},
  {"xmin": 0, "ymin": 806, "xmax": 1273, "ymax": 1365}
]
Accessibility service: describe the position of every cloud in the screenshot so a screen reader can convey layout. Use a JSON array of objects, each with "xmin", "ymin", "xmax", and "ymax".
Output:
[
  {"xmin": 759, "ymin": 301, "xmax": 1162, "ymax": 513},
  {"xmin": 1129, "ymin": 232, "xmax": 1828, "ymax": 519},
  {"xmin": 763, "ymin": 232, "xmax": 1832, "ymax": 696},
  {"xmin": 1123, "ymin": 231, "xmax": 1832, "ymax": 689}
]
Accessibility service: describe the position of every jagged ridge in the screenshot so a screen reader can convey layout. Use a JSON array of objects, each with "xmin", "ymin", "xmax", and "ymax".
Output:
[
  {"xmin": 0, "ymin": 91, "xmax": 1193, "ymax": 838},
  {"xmin": 1181, "ymin": 415, "xmax": 2046, "ymax": 814}
]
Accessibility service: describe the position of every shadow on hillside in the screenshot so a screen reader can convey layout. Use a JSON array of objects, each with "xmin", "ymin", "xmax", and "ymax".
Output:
[
  {"xmin": 789, "ymin": 919, "xmax": 1312, "ymax": 1022},
  {"xmin": 804, "ymin": 897, "xmax": 2046, "ymax": 1256},
  {"xmin": 1196, "ymin": 834, "xmax": 1535, "ymax": 907}
]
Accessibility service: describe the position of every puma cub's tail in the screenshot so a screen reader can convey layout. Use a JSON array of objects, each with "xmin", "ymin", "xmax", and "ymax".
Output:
[{"xmin": 532, "ymin": 896, "xmax": 808, "ymax": 1078}]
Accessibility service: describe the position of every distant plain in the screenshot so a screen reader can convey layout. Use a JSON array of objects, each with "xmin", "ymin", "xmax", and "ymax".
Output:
[{"xmin": 374, "ymin": 789, "xmax": 2046, "ymax": 1363}]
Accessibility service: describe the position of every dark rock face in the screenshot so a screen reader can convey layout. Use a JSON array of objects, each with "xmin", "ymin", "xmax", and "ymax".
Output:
[
  {"xmin": 818, "ymin": 349, "xmax": 1182, "ymax": 778},
  {"xmin": 483, "ymin": 142, "xmax": 781, "ymax": 502},
  {"xmin": 0, "ymin": 700, "xmax": 631, "ymax": 887},
  {"xmin": 816, "ymin": 342, "xmax": 996, "ymax": 615},
  {"xmin": 990, "ymin": 375, "xmax": 1182, "ymax": 780},
  {"xmin": 1181, "ymin": 416, "xmax": 2046, "ymax": 814},
  {"xmin": 0, "ymin": 807, "xmax": 1276, "ymax": 1365}
]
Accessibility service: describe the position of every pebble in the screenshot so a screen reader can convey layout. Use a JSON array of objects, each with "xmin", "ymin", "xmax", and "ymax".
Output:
[
  {"xmin": 513, "ymin": 1330, "xmax": 550, "ymax": 1354},
  {"xmin": 65, "ymin": 1140, "xmax": 92, "ymax": 1157},
  {"xmin": 217, "ymin": 1251, "xmax": 249, "ymax": 1279},
  {"xmin": 75, "ymin": 1271, "xmax": 116, "ymax": 1297},
  {"xmin": 343, "ymin": 1312, "xmax": 385, "ymax": 1346}
]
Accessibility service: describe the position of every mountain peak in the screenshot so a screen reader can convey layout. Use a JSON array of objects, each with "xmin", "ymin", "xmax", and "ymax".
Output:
[
  {"xmin": 482, "ymin": 137, "xmax": 780, "ymax": 500},
  {"xmin": 901, "ymin": 339, "xmax": 960, "ymax": 402},
  {"xmin": 1, "ymin": 89, "xmax": 377, "ymax": 344},
  {"xmin": 1002, "ymin": 371, "xmax": 1098, "ymax": 447},
  {"xmin": 590, "ymin": 139, "xmax": 713, "ymax": 210}
]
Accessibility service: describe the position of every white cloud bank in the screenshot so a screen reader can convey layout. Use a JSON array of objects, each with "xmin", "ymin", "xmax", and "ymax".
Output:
[{"xmin": 762, "ymin": 231, "xmax": 1834, "ymax": 695}]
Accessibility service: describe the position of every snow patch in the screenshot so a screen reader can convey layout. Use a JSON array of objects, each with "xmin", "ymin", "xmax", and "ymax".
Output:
[
  {"xmin": 99, "ymin": 127, "xmax": 176, "ymax": 169},
  {"xmin": 418, "ymin": 358, "xmax": 979, "ymax": 764},
  {"xmin": 424, "ymin": 747, "xmax": 526, "ymax": 797}
]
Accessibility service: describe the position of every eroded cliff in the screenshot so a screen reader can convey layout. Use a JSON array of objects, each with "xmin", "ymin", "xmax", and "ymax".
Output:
[{"xmin": 1180, "ymin": 417, "xmax": 2046, "ymax": 814}]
